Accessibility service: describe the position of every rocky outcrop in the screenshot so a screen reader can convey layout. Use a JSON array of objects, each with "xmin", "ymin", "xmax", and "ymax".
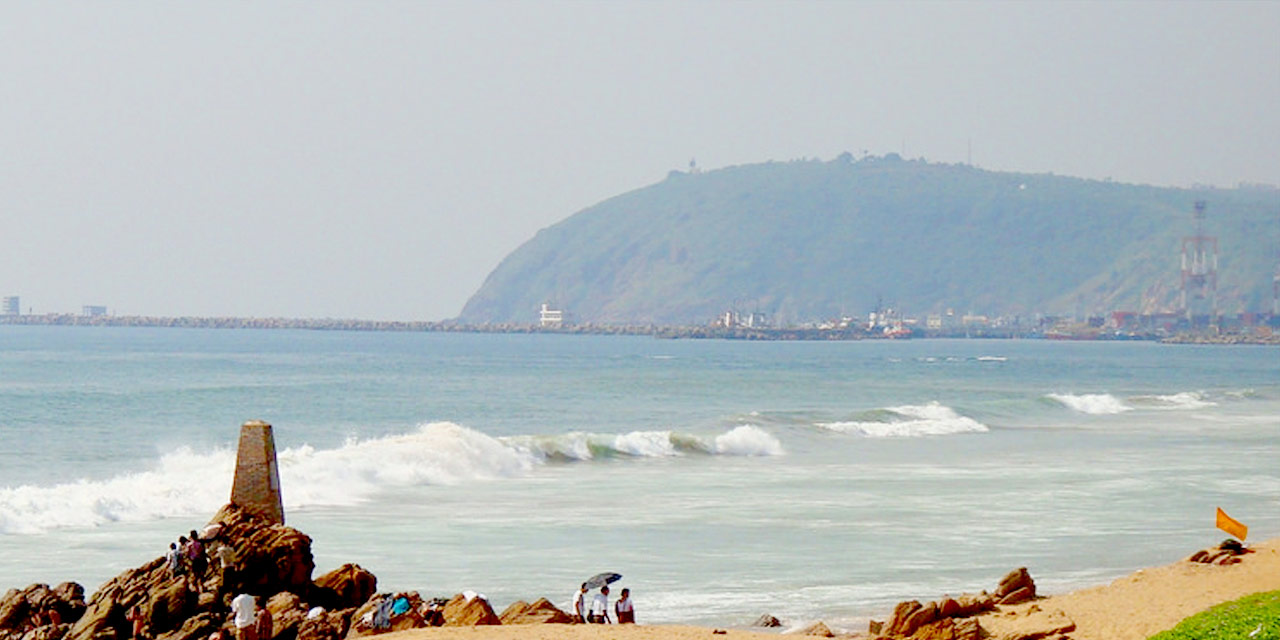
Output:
[
  {"xmin": 310, "ymin": 566, "xmax": 376, "ymax": 613},
  {"xmin": 1187, "ymin": 538, "xmax": 1255, "ymax": 566},
  {"xmin": 497, "ymin": 599, "xmax": 571, "ymax": 625},
  {"xmin": 752, "ymin": 614, "xmax": 782, "ymax": 628},
  {"xmin": 63, "ymin": 504, "xmax": 319, "ymax": 640},
  {"xmin": 207, "ymin": 505, "xmax": 315, "ymax": 596},
  {"xmin": 441, "ymin": 594, "xmax": 499, "ymax": 626},
  {"xmin": 880, "ymin": 568, "xmax": 1037, "ymax": 639},
  {"xmin": 799, "ymin": 621, "xmax": 834, "ymax": 637},
  {"xmin": 0, "ymin": 583, "xmax": 88, "ymax": 640},
  {"xmin": 994, "ymin": 568, "xmax": 1036, "ymax": 605}
]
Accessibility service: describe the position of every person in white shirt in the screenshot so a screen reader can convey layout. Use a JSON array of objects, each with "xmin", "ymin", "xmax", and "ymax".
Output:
[
  {"xmin": 614, "ymin": 588, "xmax": 634, "ymax": 624},
  {"xmin": 230, "ymin": 593, "xmax": 257, "ymax": 640},
  {"xmin": 571, "ymin": 583, "xmax": 587, "ymax": 623},
  {"xmin": 589, "ymin": 586, "xmax": 612, "ymax": 624}
]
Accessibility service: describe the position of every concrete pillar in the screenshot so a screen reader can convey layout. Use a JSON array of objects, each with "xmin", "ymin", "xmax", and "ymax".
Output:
[{"xmin": 230, "ymin": 420, "xmax": 285, "ymax": 525}]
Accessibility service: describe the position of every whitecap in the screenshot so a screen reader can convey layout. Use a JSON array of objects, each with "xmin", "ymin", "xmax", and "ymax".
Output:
[
  {"xmin": 1047, "ymin": 393, "xmax": 1132, "ymax": 415},
  {"xmin": 817, "ymin": 402, "xmax": 989, "ymax": 437}
]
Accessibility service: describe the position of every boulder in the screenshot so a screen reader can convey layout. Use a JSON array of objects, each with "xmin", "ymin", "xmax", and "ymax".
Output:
[
  {"xmin": 297, "ymin": 616, "xmax": 341, "ymax": 640},
  {"xmin": 498, "ymin": 599, "xmax": 571, "ymax": 625},
  {"xmin": 266, "ymin": 592, "xmax": 309, "ymax": 640},
  {"xmin": 994, "ymin": 568, "xmax": 1035, "ymax": 601},
  {"xmin": 752, "ymin": 614, "xmax": 782, "ymax": 628},
  {"xmin": 147, "ymin": 581, "xmax": 194, "ymax": 636},
  {"xmin": 938, "ymin": 597, "xmax": 961, "ymax": 618},
  {"xmin": 799, "ymin": 621, "xmax": 834, "ymax": 637},
  {"xmin": 152, "ymin": 611, "xmax": 220, "ymax": 640},
  {"xmin": 207, "ymin": 505, "xmax": 315, "ymax": 596},
  {"xmin": 901, "ymin": 602, "xmax": 938, "ymax": 636},
  {"xmin": 0, "ymin": 583, "xmax": 88, "ymax": 635},
  {"xmin": 953, "ymin": 593, "xmax": 994, "ymax": 617},
  {"xmin": 885, "ymin": 600, "xmax": 923, "ymax": 637},
  {"xmin": 441, "ymin": 594, "xmax": 499, "ymax": 626},
  {"xmin": 311, "ymin": 567, "xmax": 376, "ymax": 612},
  {"xmin": 997, "ymin": 586, "xmax": 1035, "ymax": 606}
]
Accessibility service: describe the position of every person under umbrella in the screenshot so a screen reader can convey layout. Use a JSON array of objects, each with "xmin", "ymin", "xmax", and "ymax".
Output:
[{"xmin": 589, "ymin": 585, "xmax": 612, "ymax": 624}]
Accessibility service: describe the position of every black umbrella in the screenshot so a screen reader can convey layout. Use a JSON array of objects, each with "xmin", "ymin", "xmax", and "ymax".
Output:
[{"xmin": 584, "ymin": 572, "xmax": 622, "ymax": 590}]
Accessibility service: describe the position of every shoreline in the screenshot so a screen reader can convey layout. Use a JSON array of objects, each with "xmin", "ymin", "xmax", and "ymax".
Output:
[{"xmin": 369, "ymin": 538, "xmax": 1280, "ymax": 639}]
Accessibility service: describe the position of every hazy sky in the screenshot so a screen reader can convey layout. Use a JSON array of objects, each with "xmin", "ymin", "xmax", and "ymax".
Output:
[{"xmin": 2, "ymin": 2, "xmax": 1277, "ymax": 320}]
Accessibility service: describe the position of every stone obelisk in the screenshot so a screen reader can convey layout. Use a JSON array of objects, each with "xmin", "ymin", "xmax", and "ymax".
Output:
[{"xmin": 230, "ymin": 420, "xmax": 285, "ymax": 525}]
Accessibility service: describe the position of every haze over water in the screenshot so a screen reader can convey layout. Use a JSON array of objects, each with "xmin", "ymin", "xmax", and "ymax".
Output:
[{"xmin": 1, "ymin": 327, "xmax": 1276, "ymax": 632}]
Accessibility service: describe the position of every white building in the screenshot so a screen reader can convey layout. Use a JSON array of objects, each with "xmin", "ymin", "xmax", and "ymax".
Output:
[{"xmin": 539, "ymin": 303, "xmax": 572, "ymax": 328}]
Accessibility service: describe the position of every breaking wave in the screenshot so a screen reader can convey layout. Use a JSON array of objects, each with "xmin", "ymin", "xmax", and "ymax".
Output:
[
  {"xmin": 0, "ymin": 422, "xmax": 783, "ymax": 535},
  {"xmin": 1129, "ymin": 391, "xmax": 1216, "ymax": 410},
  {"xmin": 1046, "ymin": 393, "xmax": 1132, "ymax": 415},
  {"xmin": 817, "ymin": 402, "xmax": 989, "ymax": 438},
  {"xmin": 1049, "ymin": 391, "xmax": 1216, "ymax": 414}
]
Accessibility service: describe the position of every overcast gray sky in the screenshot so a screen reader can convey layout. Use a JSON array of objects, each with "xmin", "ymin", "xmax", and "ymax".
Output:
[{"xmin": 2, "ymin": 1, "xmax": 1277, "ymax": 320}]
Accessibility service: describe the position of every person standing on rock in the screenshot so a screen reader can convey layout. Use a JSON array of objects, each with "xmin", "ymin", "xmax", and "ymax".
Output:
[
  {"xmin": 166, "ymin": 542, "xmax": 186, "ymax": 581},
  {"xmin": 215, "ymin": 543, "xmax": 237, "ymax": 597},
  {"xmin": 254, "ymin": 598, "xmax": 273, "ymax": 640},
  {"xmin": 186, "ymin": 530, "xmax": 208, "ymax": 582},
  {"xmin": 571, "ymin": 583, "xmax": 588, "ymax": 624},
  {"xmin": 589, "ymin": 585, "xmax": 612, "ymax": 624},
  {"xmin": 126, "ymin": 604, "xmax": 147, "ymax": 639},
  {"xmin": 231, "ymin": 593, "xmax": 257, "ymax": 640}
]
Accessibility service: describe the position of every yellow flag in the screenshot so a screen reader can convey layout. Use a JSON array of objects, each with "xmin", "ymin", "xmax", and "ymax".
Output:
[{"xmin": 1216, "ymin": 507, "xmax": 1248, "ymax": 541}]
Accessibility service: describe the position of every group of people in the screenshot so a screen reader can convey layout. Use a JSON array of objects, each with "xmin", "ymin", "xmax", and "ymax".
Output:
[
  {"xmin": 164, "ymin": 528, "xmax": 237, "ymax": 596},
  {"xmin": 572, "ymin": 583, "xmax": 634, "ymax": 624}
]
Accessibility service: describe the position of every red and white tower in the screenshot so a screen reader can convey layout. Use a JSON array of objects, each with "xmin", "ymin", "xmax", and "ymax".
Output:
[{"xmin": 1180, "ymin": 201, "xmax": 1218, "ymax": 323}]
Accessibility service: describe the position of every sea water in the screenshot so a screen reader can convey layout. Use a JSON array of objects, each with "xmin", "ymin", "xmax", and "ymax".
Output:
[{"xmin": 0, "ymin": 326, "xmax": 1277, "ymax": 632}]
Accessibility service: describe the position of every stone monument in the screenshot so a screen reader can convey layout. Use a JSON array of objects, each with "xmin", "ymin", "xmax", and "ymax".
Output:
[{"xmin": 230, "ymin": 420, "xmax": 285, "ymax": 525}]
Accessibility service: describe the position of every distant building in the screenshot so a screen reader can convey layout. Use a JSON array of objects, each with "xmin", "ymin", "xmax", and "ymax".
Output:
[
  {"xmin": 2, "ymin": 296, "xmax": 18, "ymax": 316},
  {"xmin": 82, "ymin": 305, "xmax": 108, "ymax": 317},
  {"xmin": 539, "ymin": 303, "xmax": 572, "ymax": 328}
]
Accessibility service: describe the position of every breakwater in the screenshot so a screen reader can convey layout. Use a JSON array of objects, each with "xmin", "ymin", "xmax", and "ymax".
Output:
[{"xmin": 3, "ymin": 313, "xmax": 1276, "ymax": 344}]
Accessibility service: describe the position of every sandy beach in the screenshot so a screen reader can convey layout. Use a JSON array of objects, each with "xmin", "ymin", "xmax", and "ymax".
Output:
[
  {"xmin": 978, "ymin": 537, "xmax": 1280, "ymax": 640},
  {"xmin": 371, "ymin": 538, "xmax": 1280, "ymax": 640}
]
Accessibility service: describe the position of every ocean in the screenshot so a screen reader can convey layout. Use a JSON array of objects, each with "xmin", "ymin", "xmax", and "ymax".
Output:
[{"xmin": 1, "ymin": 326, "xmax": 1277, "ymax": 632}]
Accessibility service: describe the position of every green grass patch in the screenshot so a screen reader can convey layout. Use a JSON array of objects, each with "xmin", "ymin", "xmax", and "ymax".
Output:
[{"xmin": 1149, "ymin": 590, "xmax": 1280, "ymax": 640}]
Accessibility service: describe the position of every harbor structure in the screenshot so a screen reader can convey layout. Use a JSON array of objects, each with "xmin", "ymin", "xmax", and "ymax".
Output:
[
  {"xmin": 1180, "ymin": 201, "xmax": 1218, "ymax": 324},
  {"xmin": 2, "ymin": 296, "xmax": 18, "ymax": 316}
]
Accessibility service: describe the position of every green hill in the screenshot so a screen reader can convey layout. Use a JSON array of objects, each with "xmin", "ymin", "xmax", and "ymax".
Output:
[{"xmin": 459, "ymin": 155, "xmax": 1280, "ymax": 325}]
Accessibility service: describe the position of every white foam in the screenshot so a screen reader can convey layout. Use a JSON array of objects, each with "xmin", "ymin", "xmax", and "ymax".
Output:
[
  {"xmin": 714, "ymin": 425, "xmax": 785, "ymax": 456},
  {"xmin": 1131, "ymin": 391, "xmax": 1216, "ymax": 410},
  {"xmin": 502, "ymin": 426, "xmax": 784, "ymax": 460},
  {"xmin": 818, "ymin": 403, "xmax": 989, "ymax": 438},
  {"xmin": 976, "ymin": 356, "xmax": 1007, "ymax": 362},
  {"xmin": 1047, "ymin": 393, "xmax": 1132, "ymax": 415},
  {"xmin": 0, "ymin": 422, "xmax": 785, "ymax": 535}
]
